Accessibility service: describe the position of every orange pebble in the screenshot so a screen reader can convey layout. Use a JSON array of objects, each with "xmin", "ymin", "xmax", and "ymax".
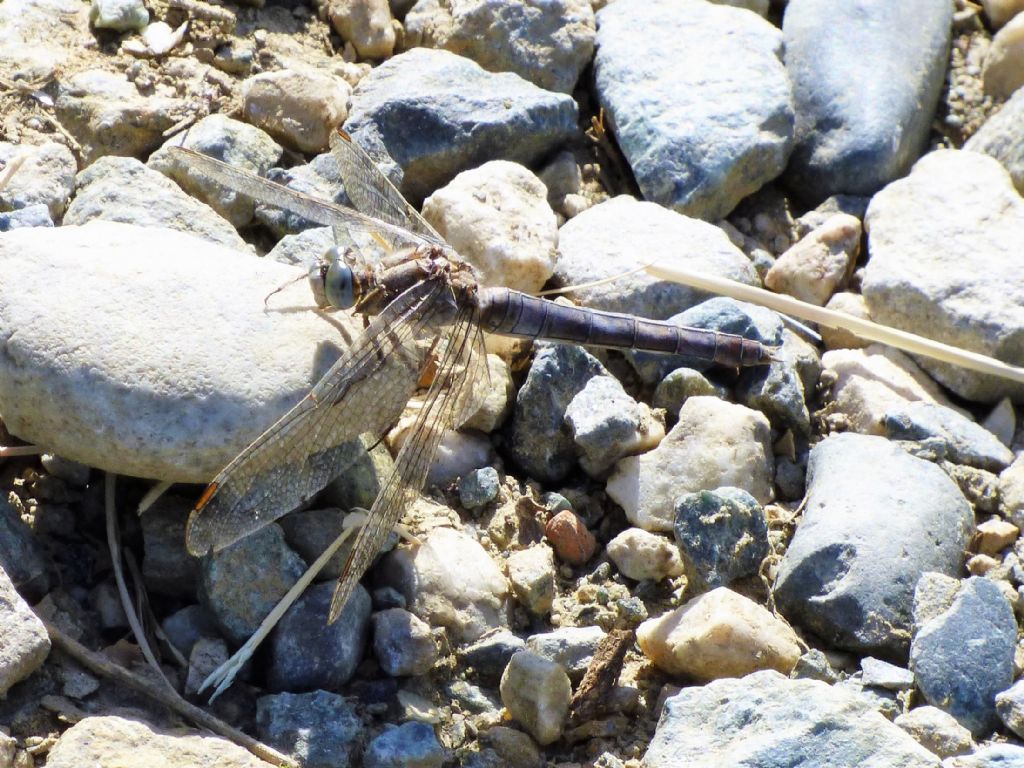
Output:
[{"xmin": 544, "ymin": 510, "xmax": 597, "ymax": 566}]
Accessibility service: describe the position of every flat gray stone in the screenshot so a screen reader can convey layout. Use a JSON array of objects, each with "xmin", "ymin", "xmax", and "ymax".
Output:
[
  {"xmin": 257, "ymin": 689, "xmax": 363, "ymax": 768},
  {"xmin": 644, "ymin": 670, "xmax": 941, "ymax": 768},
  {"xmin": 594, "ymin": 0, "xmax": 793, "ymax": 219},
  {"xmin": 64, "ymin": 155, "xmax": 247, "ymax": 250},
  {"xmin": 0, "ymin": 565, "xmax": 50, "ymax": 696},
  {"xmin": 362, "ymin": 721, "xmax": 444, "ymax": 768},
  {"xmin": 863, "ymin": 149, "xmax": 1024, "ymax": 402},
  {"xmin": 884, "ymin": 401, "xmax": 1015, "ymax": 472},
  {"xmin": 782, "ymin": 0, "xmax": 952, "ymax": 202},
  {"xmin": 344, "ymin": 47, "xmax": 577, "ymax": 204},
  {"xmin": 774, "ymin": 433, "xmax": 974, "ymax": 656},
  {"xmin": 965, "ymin": 86, "xmax": 1024, "ymax": 196},
  {"xmin": 0, "ymin": 220, "xmax": 365, "ymax": 482},
  {"xmin": 554, "ymin": 196, "xmax": 759, "ymax": 319},
  {"xmin": 911, "ymin": 576, "xmax": 1016, "ymax": 736}
]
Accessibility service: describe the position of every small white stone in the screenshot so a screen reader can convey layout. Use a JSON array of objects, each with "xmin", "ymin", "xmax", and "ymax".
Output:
[
  {"xmin": 606, "ymin": 528, "xmax": 684, "ymax": 582},
  {"xmin": 90, "ymin": 0, "xmax": 148, "ymax": 31},
  {"xmin": 764, "ymin": 213, "xmax": 860, "ymax": 306},
  {"xmin": 423, "ymin": 161, "xmax": 557, "ymax": 294},
  {"xmin": 0, "ymin": 566, "xmax": 50, "ymax": 695},
  {"xmin": 819, "ymin": 292, "xmax": 872, "ymax": 350},
  {"xmin": 506, "ymin": 544, "xmax": 555, "ymax": 615},
  {"xmin": 499, "ymin": 651, "xmax": 571, "ymax": 745},
  {"xmin": 636, "ymin": 587, "xmax": 802, "ymax": 680},
  {"xmin": 326, "ymin": 0, "xmax": 395, "ymax": 60},
  {"xmin": 241, "ymin": 69, "xmax": 351, "ymax": 153}
]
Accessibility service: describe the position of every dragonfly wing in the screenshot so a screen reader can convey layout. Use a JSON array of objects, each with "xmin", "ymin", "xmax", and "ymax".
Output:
[
  {"xmin": 186, "ymin": 278, "xmax": 452, "ymax": 555},
  {"xmin": 167, "ymin": 146, "xmax": 432, "ymax": 252},
  {"xmin": 330, "ymin": 129, "xmax": 445, "ymax": 246},
  {"xmin": 328, "ymin": 309, "xmax": 489, "ymax": 621}
]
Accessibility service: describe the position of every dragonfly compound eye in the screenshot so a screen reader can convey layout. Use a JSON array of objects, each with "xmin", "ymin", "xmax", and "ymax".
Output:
[{"xmin": 323, "ymin": 259, "xmax": 356, "ymax": 309}]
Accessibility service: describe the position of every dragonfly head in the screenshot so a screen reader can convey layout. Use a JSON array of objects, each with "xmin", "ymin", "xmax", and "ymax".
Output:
[{"xmin": 310, "ymin": 245, "xmax": 357, "ymax": 309}]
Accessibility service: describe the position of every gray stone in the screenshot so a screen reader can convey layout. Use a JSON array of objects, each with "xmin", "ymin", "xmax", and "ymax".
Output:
[
  {"xmin": 862, "ymin": 150, "xmax": 1024, "ymax": 402},
  {"xmin": 458, "ymin": 629, "xmax": 525, "ymax": 683},
  {"xmin": 884, "ymin": 401, "xmax": 1015, "ymax": 473},
  {"xmin": 594, "ymin": 0, "xmax": 792, "ymax": 219},
  {"xmin": 943, "ymin": 744, "xmax": 1024, "ymax": 767},
  {"xmin": 149, "ymin": 114, "xmax": 283, "ymax": 228},
  {"xmin": 447, "ymin": 679, "xmax": 501, "ymax": 715},
  {"xmin": 506, "ymin": 343, "xmax": 606, "ymax": 484},
  {"xmin": 54, "ymin": 69, "xmax": 187, "ymax": 163},
  {"xmin": 673, "ymin": 487, "xmax": 769, "ymax": 590},
  {"xmin": 404, "ymin": 0, "xmax": 593, "ymax": 93},
  {"xmin": 0, "ymin": 204, "xmax": 52, "ymax": 230},
  {"xmin": 160, "ymin": 604, "xmax": 218, "ymax": 659},
  {"xmin": 774, "ymin": 433, "xmax": 974, "ymax": 656},
  {"xmin": 184, "ymin": 636, "xmax": 228, "ymax": 697},
  {"xmin": 894, "ymin": 706, "xmax": 974, "ymax": 759},
  {"xmin": 644, "ymin": 670, "xmax": 940, "ymax": 768},
  {"xmin": 344, "ymin": 47, "xmax": 577, "ymax": 204},
  {"xmin": 499, "ymin": 651, "xmax": 571, "ymax": 745},
  {"xmin": 0, "ymin": 565, "xmax": 50, "ymax": 696},
  {"xmin": 140, "ymin": 494, "xmax": 198, "ymax": 597},
  {"xmin": 1001, "ymin": 454, "xmax": 1024, "ymax": 529},
  {"xmin": 268, "ymin": 581, "xmax": 372, "ymax": 692},
  {"xmin": 378, "ymin": 527, "xmax": 508, "ymax": 643},
  {"xmin": 910, "ymin": 576, "xmax": 1016, "ymax": 736},
  {"xmin": 199, "ymin": 524, "xmax": 307, "ymax": 646},
  {"xmin": 257, "ymin": 689, "xmax": 363, "ymax": 768},
  {"xmin": 607, "ymin": 397, "xmax": 774, "ymax": 532},
  {"xmin": 564, "ymin": 375, "xmax": 663, "ymax": 476},
  {"xmin": 363, "ymin": 721, "xmax": 444, "ymax": 768},
  {"xmin": 736, "ymin": 327, "xmax": 819, "ymax": 435},
  {"xmin": 525, "ymin": 625, "xmax": 604, "ymax": 683},
  {"xmin": 278, "ymin": 507, "xmax": 364, "ymax": 582},
  {"xmin": 64, "ymin": 156, "xmax": 247, "ymax": 250},
  {"xmin": 966, "ymin": 86, "xmax": 1024, "ymax": 196},
  {"xmin": 554, "ymin": 197, "xmax": 759, "ymax": 320},
  {"xmin": 652, "ymin": 368, "xmax": 721, "ymax": 416},
  {"xmin": 89, "ymin": 0, "xmax": 148, "ymax": 31},
  {"xmin": 996, "ymin": 678, "xmax": 1024, "ymax": 740},
  {"xmin": 372, "ymin": 608, "xmax": 437, "ymax": 677},
  {"xmin": 861, "ymin": 657, "xmax": 915, "ymax": 691},
  {"xmin": 459, "ymin": 467, "xmax": 500, "ymax": 510},
  {"xmin": 782, "ymin": 0, "xmax": 952, "ymax": 203},
  {"xmin": 0, "ymin": 141, "xmax": 76, "ymax": 219},
  {"xmin": 0, "ymin": 221, "xmax": 368, "ymax": 482}
]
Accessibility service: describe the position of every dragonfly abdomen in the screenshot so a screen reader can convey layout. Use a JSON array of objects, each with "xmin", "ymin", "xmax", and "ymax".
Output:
[{"xmin": 476, "ymin": 287, "xmax": 775, "ymax": 367}]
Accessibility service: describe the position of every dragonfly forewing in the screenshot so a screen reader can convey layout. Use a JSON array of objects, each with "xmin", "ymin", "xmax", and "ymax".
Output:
[{"xmin": 186, "ymin": 278, "xmax": 454, "ymax": 555}]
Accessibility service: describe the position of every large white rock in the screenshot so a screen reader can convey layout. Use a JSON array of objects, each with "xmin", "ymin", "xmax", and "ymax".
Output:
[
  {"xmin": 606, "ymin": 396, "xmax": 773, "ymax": 532},
  {"xmin": 0, "ymin": 220, "xmax": 363, "ymax": 482}
]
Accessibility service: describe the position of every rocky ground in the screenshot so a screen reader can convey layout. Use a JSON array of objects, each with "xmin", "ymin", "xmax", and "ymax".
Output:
[{"xmin": 2, "ymin": 0, "xmax": 1024, "ymax": 767}]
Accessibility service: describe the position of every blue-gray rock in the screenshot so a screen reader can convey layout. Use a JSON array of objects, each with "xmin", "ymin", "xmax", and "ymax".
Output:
[
  {"xmin": 140, "ymin": 494, "xmax": 198, "ymax": 597},
  {"xmin": 149, "ymin": 113, "xmax": 283, "ymax": 228},
  {"xmin": 910, "ymin": 576, "xmax": 1015, "ymax": 736},
  {"xmin": 278, "ymin": 507, "xmax": 374, "ymax": 582},
  {"xmin": 736, "ymin": 328, "xmax": 819, "ymax": 435},
  {"xmin": 554, "ymin": 196, "xmax": 759, "ymax": 319},
  {"xmin": 965, "ymin": 86, "xmax": 1024, "ymax": 196},
  {"xmin": 403, "ymin": 0, "xmax": 595, "ymax": 94},
  {"xmin": 372, "ymin": 608, "xmax": 437, "ymax": 677},
  {"xmin": 459, "ymin": 467, "xmax": 500, "ymax": 510},
  {"xmin": 446, "ymin": 679, "xmax": 502, "ymax": 715},
  {"xmin": 257, "ymin": 152, "xmax": 352, "ymax": 238},
  {"xmin": 525, "ymin": 625, "xmax": 604, "ymax": 683},
  {"xmin": 63, "ymin": 156, "xmax": 248, "ymax": 250},
  {"xmin": 564, "ymin": 375, "xmax": 662, "ymax": 477},
  {"xmin": 505, "ymin": 343, "xmax": 607, "ymax": 483},
  {"xmin": 0, "ymin": 497, "xmax": 50, "ymax": 601},
  {"xmin": 782, "ymin": 0, "xmax": 952, "ymax": 202},
  {"xmin": 791, "ymin": 648, "xmax": 840, "ymax": 684},
  {"xmin": 594, "ymin": 0, "xmax": 793, "ymax": 219},
  {"xmin": 774, "ymin": 433, "xmax": 974, "ymax": 656},
  {"xmin": 774, "ymin": 452, "xmax": 807, "ymax": 502},
  {"xmin": 996, "ymin": 678, "xmax": 1024, "ymax": 740},
  {"xmin": 267, "ymin": 581, "xmax": 371, "ymax": 692},
  {"xmin": 884, "ymin": 402, "xmax": 1015, "ymax": 472},
  {"xmin": 673, "ymin": 487, "xmax": 768, "ymax": 590},
  {"xmin": 199, "ymin": 524, "xmax": 307, "ymax": 646},
  {"xmin": 0, "ymin": 204, "xmax": 52, "ymax": 230},
  {"xmin": 363, "ymin": 721, "xmax": 444, "ymax": 768},
  {"xmin": 644, "ymin": 670, "xmax": 941, "ymax": 768},
  {"xmin": 862, "ymin": 150, "xmax": 1024, "ymax": 403},
  {"xmin": 160, "ymin": 604, "xmax": 219, "ymax": 659},
  {"xmin": 0, "ymin": 141, "xmax": 76, "ymax": 219},
  {"xmin": 944, "ymin": 744, "xmax": 1024, "ymax": 767},
  {"xmin": 0, "ymin": 565, "xmax": 50, "ymax": 696},
  {"xmin": 257, "ymin": 689, "xmax": 363, "ymax": 768},
  {"xmin": 344, "ymin": 47, "xmax": 577, "ymax": 204},
  {"xmin": 458, "ymin": 629, "xmax": 526, "ymax": 684},
  {"xmin": 627, "ymin": 298, "xmax": 784, "ymax": 384},
  {"xmin": 861, "ymin": 657, "xmax": 915, "ymax": 691}
]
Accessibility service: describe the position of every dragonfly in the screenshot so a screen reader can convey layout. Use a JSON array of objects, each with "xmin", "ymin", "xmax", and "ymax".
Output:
[{"xmin": 172, "ymin": 129, "xmax": 777, "ymax": 625}]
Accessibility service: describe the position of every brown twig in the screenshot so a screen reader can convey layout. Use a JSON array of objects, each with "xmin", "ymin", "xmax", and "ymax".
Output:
[
  {"xmin": 568, "ymin": 628, "xmax": 633, "ymax": 726},
  {"xmin": 38, "ymin": 616, "xmax": 299, "ymax": 768}
]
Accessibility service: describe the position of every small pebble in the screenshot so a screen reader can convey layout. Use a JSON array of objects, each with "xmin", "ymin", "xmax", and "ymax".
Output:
[
  {"xmin": 363, "ymin": 721, "xmax": 444, "ymax": 768},
  {"xmin": 506, "ymin": 545, "xmax": 556, "ymax": 615},
  {"xmin": 972, "ymin": 517, "xmax": 1019, "ymax": 555},
  {"xmin": 606, "ymin": 528, "xmax": 685, "ymax": 582},
  {"xmin": 544, "ymin": 509, "xmax": 597, "ymax": 566},
  {"xmin": 372, "ymin": 608, "xmax": 437, "ymax": 677},
  {"xmin": 459, "ymin": 467, "xmax": 500, "ymax": 510},
  {"xmin": 499, "ymin": 651, "xmax": 571, "ymax": 746}
]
